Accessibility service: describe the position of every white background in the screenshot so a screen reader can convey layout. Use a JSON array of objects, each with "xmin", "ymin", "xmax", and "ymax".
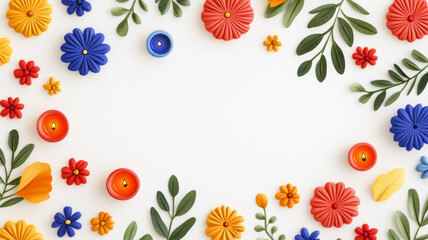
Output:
[{"xmin": 1, "ymin": 0, "xmax": 428, "ymax": 239}]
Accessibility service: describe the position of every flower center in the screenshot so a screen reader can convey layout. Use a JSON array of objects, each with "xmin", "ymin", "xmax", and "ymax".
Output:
[
  {"xmin": 287, "ymin": 193, "xmax": 293, "ymax": 198},
  {"xmin": 65, "ymin": 220, "xmax": 71, "ymax": 225},
  {"xmin": 363, "ymin": 232, "xmax": 369, "ymax": 237},
  {"xmin": 272, "ymin": 40, "xmax": 277, "ymax": 45},
  {"xmin": 100, "ymin": 221, "xmax": 106, "ymax": 226},
  {"xmin": 82, "ymin": 49, "xmax": 88, "ymax": 55},
  {"xmin": 224, "ymin": 12, "xmax": 231, "ymax": 18},
  {"xmin": 52, "ymin": 86, "xmax": 57, "ymax": 90},
  {"xmin": 9, "ymin": 106, "xmax": 15, "ymax": 110},
  {"xmin": 27, "ymin": 10, "xmax": 34, "ymax": 17},
  {"xmin": 414, "ymin": 125, "xmax": 418, "ymax": 129},
  {"xmin": 73, "ymin": 169, "xmax": 79, "ymax": 175},
  {"xmin": 331, "ymin": 203, "xmax": 338, "ymax": 209},
  {"xmin": 24, "ymin": 70, "xmax": 30, "ymax": 75},
  {"xmin": 223, "ymin": 222, "xmax": 229, "ymax": 227},
  {"xmin": 407, "ymin": 15, "xmax": 415, "ymax": 22},
  {"xmin": 364, "ymin": 56, "xmax": 370, "ymax": 61},
  {"xmin": 77, "ymin": 0, "xmax": 83, "ymax": 4}
]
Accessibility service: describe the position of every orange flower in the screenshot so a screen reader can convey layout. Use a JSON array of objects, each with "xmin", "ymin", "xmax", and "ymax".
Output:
[
  {"xmin": 0, "ymin": 220, "xmax": 44, "ymax": 240},
  {"xmin": 206, "ymin": 205, "xmax": 245, "ymax": 240},
  {"xmin": 275, "ymin": 183, "xmax": 300, "ymax": 208},
  {"xmin": 15, "ymin": 162, "xmax": 52, "ymax": 204},
  {"xmin": 255, "ymin": 193, "xmax": 268, "ymax": 208},
  {"xmin": 263, "ymin": 35, "xmax": 282, "ymax": 52},
  {"xmin": 268, "ymin": 0, "xmax": 287, "ymax": 8},
  {"xmin": 91, "ymin": 212, "xmax": 114, "ymax": 235}
]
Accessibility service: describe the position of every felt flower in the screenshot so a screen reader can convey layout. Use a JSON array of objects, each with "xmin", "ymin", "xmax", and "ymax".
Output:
[
  {"xmin": 295, "ymin": 228, "xmax": 320, "ymax": 240},
  {"xmin": 0, "ymin": 97, "xmax": 24, "ymax": 119},
  {"xmin": 0, "ymin": 38, "xmax": 13, "ymax": 67},
  {"xmin": 386, "ymin": 0, "xmax": 428, "ymax": 42},
  {"xmin": 352, "ymin": 47, "xmax": 378, "ymax": 69},
  {"xmin": 256, "ymin": 193, "xmax": 268, "ymax": 208},
  {"xmin": 263, "ymin": 35, "xmax": 282, "ymax": 52},
  {"xmin": 6, "ymin": 0, "xmax": 53, "ymax": 38},
  {"xmin": 60, "ymin": 28, "xmax": 111, "ymax": 76},
  {"xmin": 275, "ymin": 183, "xmax": 300, "ymax": 208},
  {"xmin": 91, "ymin": 212, "xmax": 114, "ymax": 235},
  {"xmin": 355, "ymin": 224, "xmax": 377, "ymax": 240},
  {"xmin": 268, "ymin": 0, "xmax": 287, "ymax": 8},
  {"xmin": 61, "ymin": 158, "xmax": 90, "ymax": 185},
  {"xmin": 201, "ymin": 0, "xmax": 254, "ymax": 41},
  {"xmin": 206, "ymin": 205, "xmax": 245, "ymax": 240},
  {"xmin": 15, "ymin": 162, "xmax": 53, "ymax": 203},
  {"xmin": 52, "ymin": 206, "xmax": 82, "ymax": 237},
  {"xmin": 14, "ymin": 60, "xmax": 40, "ymax": 85},
  {"xmin": 310, "ymin": 182, "xmax": 360, "ymax": 228},
  {"xmin": 0, "ymin": 220, "xmax": 44, "ymax": 240},
  {"xmin": 390, "ymin": 104, "xmax": 428, "ymax": 151},
  {"xmin": 43, "ymin": 77, "xmax": 61, "ymax": 95},
  {"xmin": 62, "ymin": 0, "xmax": 92, "ymax": 17},
  {"xmin": 416, "ymin": 156, "xmax": 428, "ymax": 179}
]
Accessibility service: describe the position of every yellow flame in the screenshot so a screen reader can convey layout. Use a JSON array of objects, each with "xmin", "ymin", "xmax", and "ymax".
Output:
[
  {"xmin": 157, "ymin": 41, "xmax": 162, "ymax": 47},
  {"xmin": 51, "ymin": 122, "xmax": 56, "ymax": 130},
  {"xmin": 122, "ymin": 179, "xmax": 128, "ymax": 187},
  {"xmin": 361, "ymin": 153, "xmax": 366, "ymax": 161}
]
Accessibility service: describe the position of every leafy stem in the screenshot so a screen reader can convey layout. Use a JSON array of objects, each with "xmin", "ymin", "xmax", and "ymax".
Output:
[
  {"xmin": 111, "ymin": 0, "xmax": 148, "ymax": 37},
  {"xmin": 263, "ymin": 208, "xmax": 275, "ymax": 240},
  {"xmin": 255, "ymin": 207, "xmax": 285, "ymax": 240}
]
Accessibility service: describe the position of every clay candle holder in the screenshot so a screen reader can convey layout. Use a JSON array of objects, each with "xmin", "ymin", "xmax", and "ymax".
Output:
[
  {"xmin": 106, "ymin": 168, "xmax": 140, "ymax": 200},
  {"xmin": 37, "ymin": 110, "xmax": 69, "ymax": 142},
  {"xmin": 146, "ymin": 30, "xmax": 173, "ymax": 58},
  {"xmin": 348, "ymin": 143, "xmax": 377, "ymax": 171}
]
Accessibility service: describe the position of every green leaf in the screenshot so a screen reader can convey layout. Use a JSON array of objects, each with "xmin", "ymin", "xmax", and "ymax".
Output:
[
  {"xmin": 9, "ymin": 177, "xmax": 21, "ymax": 186},
  {"xmin": 412, "ymin": 50, "xmax": 428, "ymax": 63},
  {"xmin": 111, "ymin": 7, "xmax": 129, "ymax": 16},
  {"xmin": 338, "ymin": 17, "xmax": 354, "ymax": 47},
  {"xmin": 123, "ymin": 221, "xmax": 138, "ymax": 240},
  {"xmin": 423, "ymin": 216, "xmax": 428, "ymax": 226},
  {"xmin": 269, "ymin": 216, "xmax": 277, "ymax": 224},
  {"xmin": 279, "ymin": 235, "xmax": 286, "ymax": 240},
  {"xmin": 265, "ymin": 2, "xmax": 289, "ymax": 18},
  {"xmin": 132, "ymin": 12, "xmax": 142, "ymax": 24},
  {"xmin": 0, "ymin": 148, "xmax": 5, "ymax": 166},
  {"xmin": 315, "ymin": 55, "xmax": 327, "ymax": 82},
  {"xmin": 254, "ymin": 225, "xmax": 265, "ymax": 232},
  {"xmin": 0, "ymin": 176, "xmax": 4, "ymax": 184},
  {"xmin": 331, "ymin": 41, "xmax": 345, "ymax": 74},
  {"xmin": 139, "ymin": 0, "xmax": 148, "ymax": 11},
  {"xmin": 159, "ymin": 0, "xmax": 172, "ymax": 15},
  {"xmin": 308, "ymin": 8, "xmax": 336, "ymax": 28},
  {"xmin": 168, "ymin": 175, "xmax": 179, "ymax": 197},
  {"xmin": 388, "ymin": 229, "xmax": 401, "ymax": 240},
  {"xmin": 309, "ymin": 4, "xmax": 337, "ymax": 14},
  {"xmin": 140, "ymin": 234, "xmax": 153, "ymax": 240},
  {"xmin": 385, "ymin": 92, "xmax": 401, "ymax": 107},
  {"xmin": 116, "ymin": 19, "xmax": 129, "ymax": 37},
  {"xmin": 0, "ymin": 197, "xmax": 24, "ymax": 208},
  {"xmin": 394, "ymin": 64, "xmax": 410, "ymax": 79},
  {"xmin": 169, "ymin": 217, "xmax": 196, "ymax": 240},
  {"xmin": 156, "ymin": 191, "xmax": 170, "ymax": 212},
  {"xmin": 402, "ymin": 58, "xmax": 421, "ymax": 71},
  {"xmin": 176, "ymin": 190, "xmax": 196, "ymax": 216},
  {"xmin": 374, "ymin": 91, "xmax": 386, "ymax": 111},
  {"xmin": 177, "ymin": 0, "xmax": 190, "ymax": 6},
  {"xmin": 155, "ymin": 0, "xmax": 160, "ymax": 3},
  {"xmin": 117, "ymin": 0, "xmax": 129, "ymax": 2},
  {"xmin": 416, "ymin": 234, "xmax": 428, "ymax": 240},
  {"xmin": 359, "ymin": 93, "xmax": 373, "ymax": 103},
  {"xmin": 271, "ymin": 226, "xmax": 278, "ymax": 234},
  {"xmin": 296, "ymin": 34, "xmax": 324, "ymax": 55},
  {"xmin": 347, "ymin": 17, "xmax": 378, "ymax": 35},
  {"xmin": 255, "ymin": 213, "xmax": 265, "ymax": 220},
  {"xmin": 417, "ymin": 72, "xmax": 428, "ymax": 95},
  {"xmin": 150, "ymin": 208, "xmax": 168, "ymax": 238},
  {"xmin": 422, "ymin": 198, "xmax": 428, "ymax": 220},
  {"xmin": 8, "ymin": 130, "xmax": 18, "ymax": 153},
  {"xmin": 395, "ymin": 211, "xmax": 411, "ymax": 240},
  {"xmin": 389, "ymin": 70, "xmax": 404, "ymax": 82},
  {"xmin": 297, "ymin": 60, "xmax": 312, "ymax": 77},
  {"xmin": 347, "ymin": 0, "xmax": 369, "ymax": 15},
  {"xmin": 283, "ymin": 0, "xmax": 304, "ymax": 28},
  {"xmin": 173, "ymin": 2, "xmax": 183, "ymax": 17},
  {"xmin": 12, "ymin": 144, "xmax": 34, "ymax": 169},
  {"xmin": 350, "ymin": 83, "xmax": 366, "ymax": 92},
  {"xmin": 408, "ymin": 189, "xmax": 421, "ymax": 224},
  {"xmin": 371, "ymin": 80, "xmax": 393, "ymax": 87}
]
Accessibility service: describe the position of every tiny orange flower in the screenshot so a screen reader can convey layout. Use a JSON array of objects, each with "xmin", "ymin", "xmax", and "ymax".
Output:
[
  {"xmin": 91, "ymin": 212, "xmax": 114, "ymax": 236},
  {"xmin": 256, "ymin": 193, "xmax": 268, "ymax": 208},
  {"xmin": 275, "ymin": 183, "xmax": 300, "ymax": 208},
  {"xmin": 263, "ymin": 35, "xmax": 282, "ymax": 52},
  {"xmin": 43, "ymin": 77, "xmax": 61, "ymax": 96}
]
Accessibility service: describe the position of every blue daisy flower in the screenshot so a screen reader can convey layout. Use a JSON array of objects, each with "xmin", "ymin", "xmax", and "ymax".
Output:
[
  {"xmin": 62, "ymin": 0, "xmax": 92, "ymax": 17},
  {"xmin": 416, "ymin": 156, "xmax": 428, "ymax": 179},
  {"xmin": 390, "ymin": 104, "xmax": 428, "ymax": 151},
  {"xmin": 295, "ymin": 228, "xmax": 320, "ymax": 240},
  {"xmin": 61, "ymin": 28, "xmax": 111, "ymax": 76},
  {"xmin": 52, "ymin": 206, "xmax": 82, "ymax": 237}
]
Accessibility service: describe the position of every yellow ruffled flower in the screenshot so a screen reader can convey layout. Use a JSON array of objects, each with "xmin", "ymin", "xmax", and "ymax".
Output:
[
  {"xmin": 0, "ymin": 220, "xmax": 44, "ymax": 240},
  {"xmin": 91, "ymin": 212, "xmax": 115, "ymax": 236},
  {"xmin": 263, "ymin": 35, "xmax": 282, "ymax": 52},
  {"xmin": 268, "ymin": 0, "xmax": 288, "ymax": 8},
  {"xmin": 43, "ymin": 77, "xmax": 61, "ymax": 95},
  {"xmin": 15, "ymin": 162, "xmax": 52, "ymax": 204},
  {"xmin": 6, "ymin": 0, "xmax": 53, "ymax": 38},
  {"xmin": 206, "ymin": 205, "xmax": 245, "ymax": 240},
  {"xmin": 0, "ymin": 38, "xmax": 13, "ymax": 67}
]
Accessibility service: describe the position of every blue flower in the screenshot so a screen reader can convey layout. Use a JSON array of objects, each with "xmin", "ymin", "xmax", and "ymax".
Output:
[
  {"xmin": 295, "ymin": 228, "xmax": 320, "ymax": 240},
  {"xmin": 61, "ymin": 28, "xmax": 111, "ymax": 76},
  {"xmin": 416, "ymin": 156, "xmax": 428, "ymax": 179},
  {"xmin": 62, "ymin": 0, "xmax": 92, "ymax": 17},
  {"xmin": 52, "ymin": 206, "xmax": 82, "ymax": 237},
  {"xmin": 390, "ymin": 104, "xmax": 428, "ymax": 151}
]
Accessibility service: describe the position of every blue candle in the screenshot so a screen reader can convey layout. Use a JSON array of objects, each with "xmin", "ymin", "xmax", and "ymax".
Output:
[{"xmin": 146, "ymin": 30, "xmax": 173, "ymax": 58}]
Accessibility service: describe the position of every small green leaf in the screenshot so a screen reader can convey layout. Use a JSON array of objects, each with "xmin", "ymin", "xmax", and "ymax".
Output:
[
  {"xmin": 0, "ymin": 177, "xmax": 4, "ymax": 184},
  {"xmin": 265, "ymin": 2, "xmax": 289, "ymax": 18},
  {"xmin": 388, "ymin": 229, "xmax": 401, "ymax": 240},
  {"xmin": 159, "ymin": 0, "xmax": 172, "ymax": 15},
  {"xmin": 176, "ymin": 190, "xmax": 196, "ymax": 216},
  {"xmin": 255, "ymin": 213, "xmax": 265, "ymax": 220},
  {"xmin": 423, "ymin": 216, "xmax": 428, "ymax": 226},
  {"xmin": 394, "ymin": 64, "xmax": 410, "ymax": 79},
  {"xmin": 408, "ymin": 189, "xmax": 421, "ymax": 224},
  {"xmin": 254, "ymin": 225, "xmax": 265, "ymax": 232},
  {"xmin": 132, "ymin": 12, "xmax": 142, "ymax": 24},
  {"xmin": 150, "ymin": 208, "xmax": 168, "ymax": 238},
  {"xmin": 416, "ymin": 234, "xmax": 428, "ymax": 240},
  {"xmin": 169, "ymin": 217, "xmax": 196, "ymax": 240},
  {"xmin": 308, "ymin": 8, "xmax": 336, "ymax": 28},
  {"xmin": 9, "ymin": 177, "xmax": 21, "ymax": 186},
  {"xmin": 402, "ymin": 58, "xmax": 421, "ymax": 71},
  {"xmin": 347, "ymin": 0, "xmax": 369, "ymax": 15},
  {"xmin": 0, "ymin": 197, "xmax": 24, "ymax": 208},
  {"xmin": 359, "ymin": 93, "xmax": 373, "ymax": 103},
  {"xmin": 350, "ymin": 83, "xmax": 366, "ymax": 92},
  {"xmin": 173, "ymin": 2, "xmax": 183, "ymax": 17},
  {"xmin": 374, "ymin": 91, "xmax": 386, "ymax": 111},
  {"xmin": 417, "ymin": 72, "xmax": 428, "ymax": 95},
  {"xmin": 297, "ymin": 60, "xmax": 312, "ymax": 77},
  {"xmin": 408, "ymin": 79, "xmax": 417, "ymax": 95},
  {"xmin": 283, "ymin": 0, "xmax": 305, "ymax": 28},
  {"xmin": 0, "ymin": 148, "xmax": 5, "ymax": 166},
  {"xmin": 8, "ymin": 130, "xmax": 18, "ymax": 153},
  {"xmin": 117, "ymin": 0, "xmax": 129, "ymax": 2},
  {"xmin": 315, "ymin": 55, "xmax": 327, "ymax": 82},
  {"xmin": 371, "ymin": 80, "xmax": 393, "ymax": 87},
  {"xmin": 309, "ymin": 4, "xmax": 337, "ymax": 14},
  {"xmin": 385, "ymin": 92, "xmax": 400, "ymax": 107},
  {"xmin": 347, "ymin": 17, "xmax": 378, "ymax": 35},
  {"xmin": 338, "ymin": 17, "xmax": 354, "ymax": 47},
  {"xmin": 12, "ymin": 144, "xmax": 34, "ymax": 169},
  {"xmin": 271, "ymin": 226, "xmax": 278, "ymax": 234},
  {"xmin": 412, "ymin": 50, "xmax": 428, "ymax": 63},
  {"xmin": 140, "ymin": 234, "xmax": 153, "ymax": 240},
  {"xmin": 168, "ymin": 175, "xmax": 179, "ymax": 197},
  {"xmin": 279, "ymin": 235, "xmax": 286, "ymax": 240},
  {"xmin": 296, "ymin": 34, "xmax": 324, "ymax": 55},
  {"xmin": 177, "ymin": 0, "xmax": 190, "ymax": 6},
  {"xmin": 395, "ymin": 210, "xmax": 411, "ymax": 240},
  {"xmin": 422, "ymin": 198, "xmax": 428, "ymax": 220},
  {"xmin": 156, "ymin": 191, "xmax": 170, "ymax": 212},
  {"xmin": 111, "ymin": 7, "xmax": 129, "ymax": 16},
  {"xmin": 123, "ymin": 221, "xmax": 138, "ymax": 240},
  {"xmin": 269, "ymin": 216, "xmax": 277, "ymax": 224},
  {"xmin": 331, "ymin": 41, "xmax": 345, "ymax": 74},
  {"xmin": 116, "ymin": 19, "xmax": 129, "ymax": 37},
  {"xmin": 139, "ymin": 0, "xmax": 148, "ymax": 11},
  {"xmin": 388, "ymin": 70, "xmax": 404, "ymax": 82}
]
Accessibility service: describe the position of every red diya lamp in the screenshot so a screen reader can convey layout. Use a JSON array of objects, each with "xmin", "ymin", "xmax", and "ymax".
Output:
[
  {"xmin": 106, "ymin": 168, "xmax": 140, "ymax": 200},
  {"xmin": 37, "ymin": 110, "xmax": 69, "ymax": 142},
  {"xmin": 348, "ymin": 143, "xmax": 377, "ymax": 171}
]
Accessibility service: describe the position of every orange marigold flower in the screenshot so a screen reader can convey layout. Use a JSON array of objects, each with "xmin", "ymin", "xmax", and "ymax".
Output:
[
  {"xmin": 263, "ymin": 35, "xmax": 282, "ymax": 52},
  {"xmin": 206, "ymin": 205, "xmax": 245, "ymax": 240},
  {"xmin": 91, "ymin": 212, "xmax": 114, "ymax": 236},
  {"xmin": 275, "ymin": 183, "xmax": 300, "ymax": 208},
  {"xmin": 0, "ymin": 220, "xmax": 44, "ymax": 240},
  {"xmin": 15, "ymin": 162, "xmax": 52, "ymax": 203},
  {"xmin": 256, "ymin": 193, "xmax": 268, "ymax": 208}
]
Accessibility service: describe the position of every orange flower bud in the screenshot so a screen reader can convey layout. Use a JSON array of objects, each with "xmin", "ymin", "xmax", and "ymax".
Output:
[{"xmin": 256, "ymin": 193, "xmax": 268, "ymax": 208}]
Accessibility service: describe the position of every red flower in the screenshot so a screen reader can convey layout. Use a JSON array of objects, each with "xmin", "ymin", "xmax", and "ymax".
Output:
[
  {"xmin": 61, "ymin": 158, "xmax": 90, "ymax": 185},
  {"xmin": 201, "ymin": 0, "xmax": 254, "ymax": 41},
  {"xmin": 0, "ymin": 97, "xmax": 24, "ymax": 119},
  {"xmin": 352, "ymin": 47, "xmax": 378, "ymax": 69},
  {"xmin": 13, "ymin": 60, "xmax": 40, "ymax": 85},
  {"xmin": 386, "ymin": 0, "xmax": 428, "ymax": 42},
  {"xmin": 310, "ymin": 182, "xmax": 360, "ymax": 228},
  {"xmin": 355, "ymin": 224, "xmax": 378, "ymax": 240}
]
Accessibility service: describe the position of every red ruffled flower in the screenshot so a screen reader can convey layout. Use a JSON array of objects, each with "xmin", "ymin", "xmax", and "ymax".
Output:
[
  {"xmin": 61, "ymin": 158, "xmax": 90, "ymax": 185},
  {"xmin": 310, "ymin": 182, "xmax": 360, "ymax": 228},
  {"xmin": 355, "ymin": 224, "xmax": 378, "ymax": 240},
  {"xmin": 0, "ymin": 97, "xmax": 24, "ymax": 119},
  {"xmin": 352, "ymin": 47, "xmax": 378, "ymax": 69},
  {"xmin": 13, "ymin": 60, "xmax": 40, "ymax": 85}
]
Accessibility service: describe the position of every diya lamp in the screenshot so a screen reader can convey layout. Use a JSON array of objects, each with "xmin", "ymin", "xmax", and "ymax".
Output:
[
  {"xmin": 146, "ymin": 30, "xmax": 173, "ymax": 58},
  {"xmin": 106, "ymin": 168, "xmax": 140, "ymax": 200},
  {"xmin": 37, "ymin": 110, "xmax": 69, "ymax": 142},
  {"xmin": 348, "ymin": 143, "xmax": 377, "ymax": 171}
]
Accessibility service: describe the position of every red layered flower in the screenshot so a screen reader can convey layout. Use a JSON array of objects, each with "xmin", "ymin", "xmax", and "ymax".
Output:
[
  {"xmin": 13, "ymin": 60, "xmax": 40, "ymax": 85},
  {"xmin": 61, "ymin": 158, "xmax": 90, "ymax": 185},
  {"xmin": 352, "ymin": 47, "xmax": 378, "ymax": 69},
  {"xmin": 310, "ymin": 182, "xmax": 360, "ymax": 228},
  {"xmin": 386, "ymin": 0, "xmax": 428, "ymax": 42},
  {"xmin": 201, "ymin": 0, "xmax": 254, "ymax": 41},
  {"xmin": 355, "ymin": 224, "xmax": 378, "ymax": 240},
  {"xmin": 0, "ymin": 97, "xmax": 24, "ymax": 119}
]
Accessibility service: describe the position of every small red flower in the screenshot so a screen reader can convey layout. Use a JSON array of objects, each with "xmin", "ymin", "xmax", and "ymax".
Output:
[
  {"xmin": 13, "ymin": 60, "xmax": 40, "ymax": 85},
  {"xmin": 61, "ymin": 158, "xmax": 90, "ymax": 185},
  {"xmin": 0, "ymin": 97, "xmax": 24, "ymax": 119},
  {"xmin": 352, "ymin": 47, "xmax": 378, "ymax": 69},
  {"xmin": 355, "ymin": 224, "xmax": 378, "ymax": 240}
]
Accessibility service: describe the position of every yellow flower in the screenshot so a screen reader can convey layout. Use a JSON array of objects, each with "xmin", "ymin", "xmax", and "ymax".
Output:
[
  {"xmin": 0, "ymin": 38, "xmax": 13, "ymax": 67},
  {"xmin": 275, "ymin": 183, "xmax": 300, "ymax": 208},
  {"xmin": 255, "ymin": 193, "xmax": 268, "ymax": 208},
  {"xmin": 91, "ymin": 212, "xmax": 115, "ymax": 236},
  {"xmin": 0, "ymin": 220, "xmax": 44, "ymax": 240},
  {"xmin": 263, "ymin": 35, "xmax": 282, "ymax": 52},
  {"xmin": 206, "ymin": 205, "xmax": 245, "ymax": 240},
  {"xmin": 43, "ymin": 77, "xmax": 61, "ymax": 95},
  {"xmin": 15, "ymin": 162, "xmax": 52, "ymax": 204},
  {"xmin": 6, "ymin": 0, "xmax": 53, "ymax": 38},
  {"xmin": 268, "ymin": 0, "xmax": 288, "ymax": 8}
]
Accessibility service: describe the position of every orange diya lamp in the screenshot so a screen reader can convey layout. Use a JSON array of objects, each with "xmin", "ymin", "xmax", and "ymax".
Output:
[
  {"xmin": 37, "ymin": 110, "xmax": 69, "ymax": 142},
  {"xmin": 106, "ymin": 168, "xmax": 140, "ymax": 200},
  {"xmin": 348, "ymin": 142, "xmax": 377, "ymax": 171}
]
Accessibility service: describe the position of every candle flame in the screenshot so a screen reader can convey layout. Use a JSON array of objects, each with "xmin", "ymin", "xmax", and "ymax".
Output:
[
  {"xmin": 361, "ymin": 153, "xmax": 366, "ymax": 161},
  {"xmin": 51, "ymin": 122, "xmax": 56, "ymax": 130},
  {"xmin": 122, "ymin": 179, "xmax": 128, "ymax": 187},
  {"xmin": 157, "ymin": 41, "xmax": 162, "ymax": 47}
]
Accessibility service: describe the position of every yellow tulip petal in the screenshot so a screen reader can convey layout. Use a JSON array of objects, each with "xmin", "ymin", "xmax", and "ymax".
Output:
[
  {"xmin": 372, "ymin": 168, "xmax": 405, "ymax": 202},
  {"xmin": 16, "ymin": 162, "xmax": 52, "ymax": 204}
]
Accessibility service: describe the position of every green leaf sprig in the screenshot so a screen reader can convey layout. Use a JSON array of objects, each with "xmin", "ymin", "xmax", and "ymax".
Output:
[
  {"xmin": 156, "ymin": 0, "xmax": 191, "ymax": 18},
  {"xmin": 296, "ymin": 0, "xmax": 377, "ymax": 82},
  {"xmin": 264, "ymin": 0, "xmax": 304, "ymax": 28},
  {"xmin": 351, "ymin": 50, "xmax": 428, "ymax": 111},
  {"xmin": 254, "ymin": 208, "xmax": 285, "ymax": 240},
  {"xmin": 112, "ymin": 0, "xmax": 148, "ymax": 37}
]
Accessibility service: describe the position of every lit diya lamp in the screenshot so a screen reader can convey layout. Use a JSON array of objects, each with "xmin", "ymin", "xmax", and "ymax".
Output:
[
  {"xmin": 37, "ymin": 110, "xmax": 69, "ymax": 142},
  {"xmin": 146, "ymin": 30, "xmax": 173, "ymax": 58},
  {"xmin": 106, "ymin": 168, "xmax": 140, "ymax": 200},
  {"xmin": 348, "ymin": 142, "xmax": 377, "ymax": 171}
]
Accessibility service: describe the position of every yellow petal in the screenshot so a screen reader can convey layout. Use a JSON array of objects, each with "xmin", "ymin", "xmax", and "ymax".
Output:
[
  {"xmin": 263, "ymin": 40, "xmax": 271, "ymax": 46},
  {"xmin": 43, "ymin": 84, "xmax": 51, "ymax": 90},
  {"xmin": 16, "ymin": 162, "xmax": 52, "ymax": 204},
  {"xmin": 267, "ymin": 35, "xmax": 273, "ymax": 41},
  {"xmin": 267, "ymin": 45, "xmax": 273, "ymax": 52},
  {"xmin": 273, "ymin": 45, "xmax": 279, "ymax": 52},
  {"xmin": 372, "ymin": 168, "xmax": 405, "ymax": 202},
  {"xmin": 54, "ymin": 81, "xmax": 61, "ymax": 87},
  {"xmin": 273, "ymin": 35, "xmax": 278, "ymax": 41}
]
